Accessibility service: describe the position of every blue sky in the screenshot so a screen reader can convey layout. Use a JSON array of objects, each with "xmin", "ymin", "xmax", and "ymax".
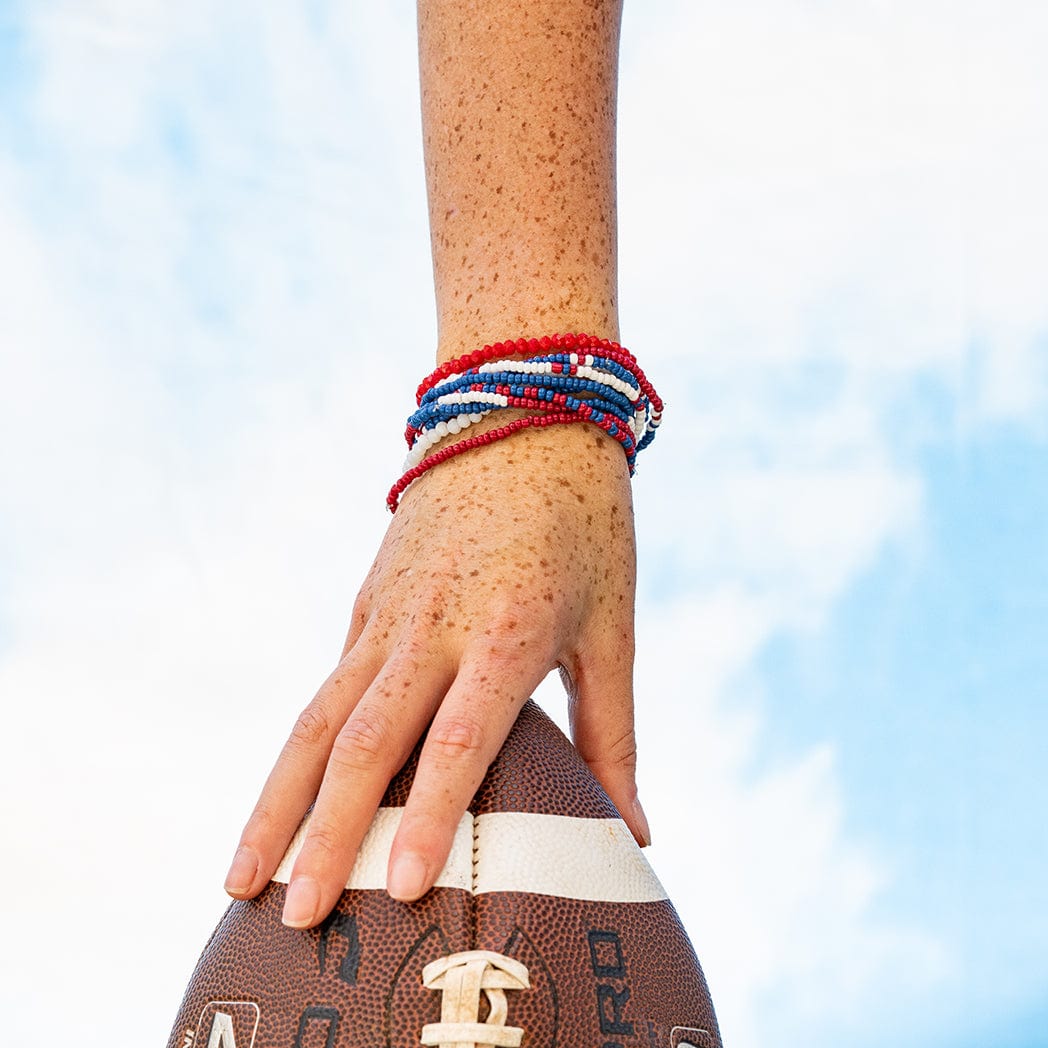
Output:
[
  {"xmin": 752, "ymin": 425, "xmax": 1048, "ymax": 1046},
  {"xmin": 1, "ymin": 3, "xmax": 1046, "ymax": 1047}
]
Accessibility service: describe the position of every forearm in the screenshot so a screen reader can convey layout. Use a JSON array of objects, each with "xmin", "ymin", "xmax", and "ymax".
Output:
[{"xmin": 418, "ymin": 0, "xmax": 623, "ymax": 363}]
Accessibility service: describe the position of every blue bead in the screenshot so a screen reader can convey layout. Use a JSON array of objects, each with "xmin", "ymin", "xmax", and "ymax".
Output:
[{"xmin": 406, "ymin": 348, "xmax": 659, "ymax": 464}]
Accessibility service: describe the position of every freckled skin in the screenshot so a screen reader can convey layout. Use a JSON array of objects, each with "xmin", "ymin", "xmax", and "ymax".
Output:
[
  {"xmin": 226, "ymin": 0, "xmax": 648, "ymax": 929},
  {"xmin": 420, "ymin": 0, "xmax": 622, "ymax": 358}
]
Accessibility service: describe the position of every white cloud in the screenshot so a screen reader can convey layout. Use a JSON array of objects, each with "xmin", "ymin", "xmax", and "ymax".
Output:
[
  {"xmin": 0, "ymin": 177, "xmax": 403, "ymax": 1042},
  {"xmin": 619, "ymin": 0, "xmax": 1048, "ymax": 426}
]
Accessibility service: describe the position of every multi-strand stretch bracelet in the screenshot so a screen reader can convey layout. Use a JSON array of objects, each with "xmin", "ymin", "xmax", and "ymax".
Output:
[{"xmin": 386, "ymin": 333, "xmax": 663, "ymax": 512}]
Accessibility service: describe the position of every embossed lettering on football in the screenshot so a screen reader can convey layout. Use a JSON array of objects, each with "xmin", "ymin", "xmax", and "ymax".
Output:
[{"xmin": 166, "ymin": 701, "xmax": 722, "ymax": 1048}]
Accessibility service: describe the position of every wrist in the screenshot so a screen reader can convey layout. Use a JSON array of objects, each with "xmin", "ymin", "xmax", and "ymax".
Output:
[
  {"xmin": 398, "ymin": 414, "xmax": 633, "ymax": 516},
  {"xmin": 390, "ymin": 333, "xmax": 659, "ymax": 512}
]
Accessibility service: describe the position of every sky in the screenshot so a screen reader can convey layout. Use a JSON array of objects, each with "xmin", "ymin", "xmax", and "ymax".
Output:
[{"xmin": 1, "ymin": 2, "xmax": 1046, "ymax": 1046}]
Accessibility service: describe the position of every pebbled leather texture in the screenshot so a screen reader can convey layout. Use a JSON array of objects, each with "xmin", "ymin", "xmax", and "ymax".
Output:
[{"xmin": 166, "ymin": 701, "xmax": 723, "ymax": 1048}]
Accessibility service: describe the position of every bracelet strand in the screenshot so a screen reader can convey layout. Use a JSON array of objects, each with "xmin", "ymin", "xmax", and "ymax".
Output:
[{"xmin": 388, "ymin": 333, "xmax": 662, "ymax": 512}]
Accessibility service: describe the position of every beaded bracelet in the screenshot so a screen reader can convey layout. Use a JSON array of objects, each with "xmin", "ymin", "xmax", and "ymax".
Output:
[{"xmin": 387, "ymin": 333, "xmax": 662, "ymax": 512}]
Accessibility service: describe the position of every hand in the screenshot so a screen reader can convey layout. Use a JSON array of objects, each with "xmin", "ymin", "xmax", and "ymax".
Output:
[{"xmin": 222, "ymin": 420, "xmax": 649, "ymax": 928}]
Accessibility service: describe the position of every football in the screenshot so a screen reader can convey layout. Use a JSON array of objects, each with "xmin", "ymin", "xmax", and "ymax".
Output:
[{"xmin": 167, "ymin": 701, "xmax": 722, "ymax": 1048}]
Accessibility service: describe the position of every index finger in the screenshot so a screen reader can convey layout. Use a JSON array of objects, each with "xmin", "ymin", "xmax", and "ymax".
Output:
[{"xmin": 223, "ymin": 645, "xmax": 383, "ymax": 900}]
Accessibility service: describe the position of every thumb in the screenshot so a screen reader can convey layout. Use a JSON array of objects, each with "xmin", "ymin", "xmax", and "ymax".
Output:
[{"xmin": 563, "ymin": 636, "xmax": 651, "ymax": 848}]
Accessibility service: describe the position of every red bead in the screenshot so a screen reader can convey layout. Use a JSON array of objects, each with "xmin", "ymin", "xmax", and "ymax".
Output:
[{"xmin": 397, "ymin": 331, "xmax": 658, "ymax": 510}]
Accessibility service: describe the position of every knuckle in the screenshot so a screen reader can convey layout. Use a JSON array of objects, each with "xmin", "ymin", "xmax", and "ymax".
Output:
[
  {"xmin": 288, "ymin": 703, "xmax": 333, "ymax": 750},
  {"xmin": 427, "ymin": 716, "xmax": 487, "ymax": 762},
  {"xmin": 479, "ymin": 608, "xmax": 553, "ymax": 666},
  {"xmin": 399, "ymin": 591, "xmax": 455, "ymax": 647},
  {"xmin": 303, "ymin": 821, "xmax": 344, "ymax": 861},
  {"xmin": 329, "ymin": 709, "xmax": 391, "ymax": 771},
  {"xmin": 391, "ymin": 632, "xmax": 431, "ymax": 667},
  {"xmin": 604, "ymin": 728, "xmax": 639, "ymax": 770},
  {"xmin": 415, "ymin": 587, "xmax": 449, "ymax": 620},
  {"xmin": 379, "ymin": 644, "xmax": 427, "ymax": 685},
  {"xmin": 482, "ymin": 639, "xmax": 526, "ymax": 670},
  {"xmin": 583, "ymin": 728, "xmax": 638, "ymax": 773}
]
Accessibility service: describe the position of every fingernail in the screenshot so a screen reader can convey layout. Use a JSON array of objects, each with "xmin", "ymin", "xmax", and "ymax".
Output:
[
  {"xmin": 224, "ymin": 845, "xmax": 258, "ymax": 895},
  {"xmin": 282, "ymin": 876, "xmax": 320, "ymax": 928},
  {"xmin": 632, "ymin": 797, "xmax": 652, "ymax": 848},
  {"xmin": 388, "ymin": 853, "xmax": 428, "ymax": 901}
]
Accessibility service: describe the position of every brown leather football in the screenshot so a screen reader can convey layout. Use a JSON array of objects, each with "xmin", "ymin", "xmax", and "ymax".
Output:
[{"xmin": 166, "ymin": 701, "xmax": 722, "ymax": 1048}]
